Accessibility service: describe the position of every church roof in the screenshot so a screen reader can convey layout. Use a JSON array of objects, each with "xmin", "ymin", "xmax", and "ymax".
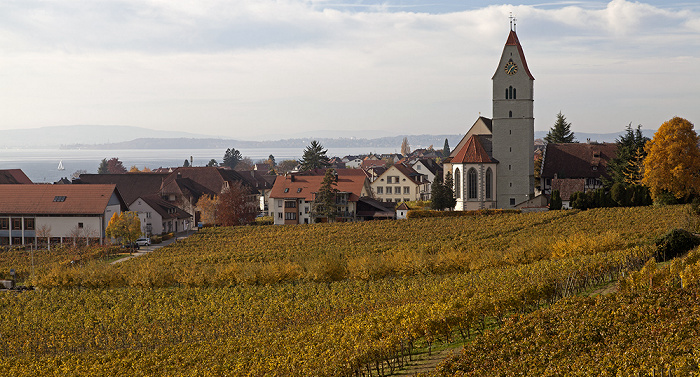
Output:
[
  {"xmin": 451, "ymin": 135, "xmax": 495, "ymax": 164},
  {"xmin": 495, "ymin": 30, "xmax": 535, "ymax": 80}
]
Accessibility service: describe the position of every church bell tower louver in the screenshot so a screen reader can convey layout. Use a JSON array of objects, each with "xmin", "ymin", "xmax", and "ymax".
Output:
[{"xmin": 491, "ymin": 20, "xmax": 535, "ymax": 208}]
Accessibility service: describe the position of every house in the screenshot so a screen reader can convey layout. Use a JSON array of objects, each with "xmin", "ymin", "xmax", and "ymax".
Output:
[
  {"xmin": 410, "ymin": 158, "xmax": 443, "ymax": 199},
  {"xmin": 443, "ymin": 26, "xmax": 535, "ymax": 209},
  {"xmin": 395, "ymin": 202, "xmax": 409, "ymax": 219},
  {"xmin": 344, "ymin": 156, "xmax": 364, "ymax": 169},
  {"xmin": 236, "ymin": 170, "xmax": 277, "ymax": 215},
  {"xmin": 540, "ymin": 142, "xmax": 618, "ymax": 208},
  {"xmin": 0, "ymin": 169, "xmax": 33, "ymax": 184},
  {"xmin": 268, "ymin": 169, "xmax": 371, "ymax": 225},
  {"xmin": 76, "ymin": 172, "xmax": 170, "ymax": 205},
  {"xmin": 0, "ymin": 184, "xmax": 127, "ymax": 246},
  {"xmin": 356, "ymin": 197, "xmax": 395, "ymax": 220},
  {"xmin": 371, "ymin": 163, "xmax": 430, "ymax": 204},
  {"xmin": 130, "ymin": 195, "xmax": 192, "ymax": 235},
  {"xmin": 361, "ymin": 158, "xmax": 387, "ymax": 170}
]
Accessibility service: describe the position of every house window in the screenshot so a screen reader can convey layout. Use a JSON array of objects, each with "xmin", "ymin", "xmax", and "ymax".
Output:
[
  {"xmin": 24, "ymin": 218, "xmax": 35, "ymax": 231},
  {"xmin": 454, "ymin": 168, "xmax": 461, "ymax": 199},
  {"xmin": 377, "ymin": 187, "xmax": 383, "ymax": 194},
  {"xmin": 285, "ymin": 212, "xmax": 297, "ymax": 220},
  {"xmin": 12, "ymin": 218, "xmax": 21, "ymax": 230},
  {"xmin": 284, "ymin": 201, "xmax": 296, "ymax": 208},
  {"xmin": 485, "ymin": 168, "xmax": 492, "ymax": 199},
  {"xmin": 395, "ymin": 186, "xmax": 401, "ymax": 194},
  {"xmin": 468, "ymin": 168, "xmax": 478, "ymax": 199},
  {"xmin": 0, "ymin": 218, "xmax": 8, "ymax": 230},
  {"xmin": 416, "ymin": 165, "xmax": 421, "ymax": 170},
  {"xmin": 510, "ymin": 198, "xmax": 516, "ymax": 206},
  {"xmin": 386, "ymin": 187, "xmax": 392, "ymax": 194},
  {"xmin": 277, "ymin": 200, "xmax": 283, "ymax": 207},
  {"xmin": 404, "ymin": 198, "xmax": 410, "ymax": 203},
  {"xmin": 403, "ymin": 186, "xmax": 410, "ymax": 194},
  {"xmin": 305, "ymin": 206, "xmax": 309, "ymax": 214},
  {"xmin": 78, "ymin": 222, "xmax": 84, "ymax": 229},
  {"xmin": 278, "ymin": 213, "xmax": 283, "ymax": 219}
]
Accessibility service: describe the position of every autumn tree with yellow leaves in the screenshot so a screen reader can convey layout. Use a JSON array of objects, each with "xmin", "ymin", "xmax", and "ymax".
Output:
[
  {"xmin": 643, "ymin": 117, "xmax": 700, "ymax": 202},
  {"xmin": 106, "ymin": 212, "xmax": 142, "ymax": 248}
]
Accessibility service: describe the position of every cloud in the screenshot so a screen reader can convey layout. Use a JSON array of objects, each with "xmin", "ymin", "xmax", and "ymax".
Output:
[{"xmin": 0, "ymin": 0, "xmax": 698, "ymax": 139}]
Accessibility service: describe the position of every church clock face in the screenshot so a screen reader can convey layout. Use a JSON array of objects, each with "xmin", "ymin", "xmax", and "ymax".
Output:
[{"xmin": 504, "ymin": 60, "xmax": 518, "ymax": 75}]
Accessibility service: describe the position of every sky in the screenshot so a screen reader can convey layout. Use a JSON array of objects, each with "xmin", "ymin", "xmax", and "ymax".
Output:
[{"xmin": 0, "ymin": 0, "xmax": 698, "ymax": 141}]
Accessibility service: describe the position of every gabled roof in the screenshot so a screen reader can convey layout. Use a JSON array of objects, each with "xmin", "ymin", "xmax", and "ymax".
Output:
[
  {"xmin": 391, "ymin": 163, "xmax": 425, "ymax": 185},
  {"xmin": 541, "ymin": 143, "xmax": 618, "ymax": 179},
  {"xmin": 415, "ymin": 158, "xmax": 443, "ymax": 176},
  {"xmin": 164, "ymin": 167, "xmax": 258, "ymax": 195},
  {"xmin": 160, "ymin": 177, "xmax": 217, "ymax": 204},
  {"xmin": 0, "ymin": 169, "xmax": 33, "ymax": 184},
  {"xmin": 451, "ymin": 135, "xmax": 496, "ymax": 164},
  {"xmin": 447, "ymin": 117, "xmax": 493, "ymax": 161},
  {"xmin": 270, "ymin": 169, "xmax": 368, "ymax": 202},
  {"xmin": 137, "ymin": 195, "xmax": 192, "ymax": 220},
  {"xmin": 77, "ymin": 173, "xmax": 169, "ymax": 205},
  {"xmin": 552, "ymin": 178, "xmax": 585, "ymax": 201},
  {"xmin": 0, "ymin": 184, "xmax": 126, "ymax": 215},
  {"xmin": 494, "ymin": 30, "xmax": 535, "ymax": 80},
  {"xmin": 356, "ymin": 197, "xmax": 395, "ymax": 218}
]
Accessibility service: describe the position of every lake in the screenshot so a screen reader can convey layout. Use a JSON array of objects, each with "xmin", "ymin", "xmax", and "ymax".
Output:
[{"xmin": 0, "ymin": 147, "xmax": 399, "ymax": 183}]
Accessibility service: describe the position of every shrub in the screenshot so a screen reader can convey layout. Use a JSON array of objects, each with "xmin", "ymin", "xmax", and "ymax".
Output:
[
  {"xmin": 655, "ymin": 228, "xmax": 700, "ymax": 262},
  {"xmin": 407, "ymin": 209, "xmax": 520, "ymax": 219}
]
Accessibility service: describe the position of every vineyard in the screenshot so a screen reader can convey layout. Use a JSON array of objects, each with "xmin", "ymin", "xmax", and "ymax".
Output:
[{"xmin": 0, "ymin": 205, "xmax": 694, "ymax": 376}]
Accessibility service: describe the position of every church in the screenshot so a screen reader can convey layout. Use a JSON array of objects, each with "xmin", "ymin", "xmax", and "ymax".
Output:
[{"xmin": 443, "ymin": 24, "xmax": 535, "ymax": 210}]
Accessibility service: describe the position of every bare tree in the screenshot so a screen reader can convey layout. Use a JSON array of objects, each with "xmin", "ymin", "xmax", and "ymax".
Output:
[
  {"xmin": 36, "ymin": 225, "xmax": 52, "ymax": 251},
  {"xmin": 215, "ymin": 181, "xmax": 256, "ymax": 226}
]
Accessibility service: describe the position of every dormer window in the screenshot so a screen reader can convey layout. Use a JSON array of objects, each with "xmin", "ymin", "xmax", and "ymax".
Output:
[
  {"xmin": 297, "ymin": 188, "xmax": 302, "ymax": 193},
  {"xmin": 284, "ymin": 188, "xmax": 289, "ymax": 193}
]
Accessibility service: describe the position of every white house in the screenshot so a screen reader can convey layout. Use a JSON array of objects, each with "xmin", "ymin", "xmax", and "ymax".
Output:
[
  {"xmin": 0, "ymin": 184, "xmax": 127, "ymax": 246},
  {"xmin": 129, "ymin": 195, "xmax": 192, "ymax": 235}
]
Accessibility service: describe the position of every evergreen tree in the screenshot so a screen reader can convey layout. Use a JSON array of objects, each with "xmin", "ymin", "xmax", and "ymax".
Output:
[
  {"xmin": 299, "ymin": 140, "xmax": 330, "ymax": 171},
  {"xmin": 443, "ymin": 138, "xmax": 451, "ymax": 157},
  {"xmin": 206, "ymin": 159, "xmax": 218, "ymax": 167},
  {"xmin": 549, "ymin": 190, "xmax": 562, "ymax": 210},
  {"xmin": 268, "ymin": 154, "xmax": 276, "ymax": 167},
  {"xmin": 97, "ymin": 158, "xmax": 109, "ymax": 174},
  {"xmin": 312, "ymin": 169, "xmax": 339, "ymax": 222},
  {"xmin": 544, "ymin": 112, "xmax": 576, "ymax": 143},
  {"xmin": 443, "ymin": 171, "xmax": 456, "ymax": 210},
  {"xmin": 223, "ymin": 148, "xmax": 242, "ymax": 169},
  {"xmin": 607, "ymin": 123, "xmax": 649, "ymax": 187},
  {"xmin": 430, "ymin": 174, "xmax": 446, "ymax": 210},
  {"xmin": 183, "ymin": 159, "xmax": 190, "ymax": 167}
]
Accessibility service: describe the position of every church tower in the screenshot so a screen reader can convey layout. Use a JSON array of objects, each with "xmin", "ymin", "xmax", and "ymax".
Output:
[{"xmin": 491, "ymin": 21, "xmax": 535, "ymax": 208}]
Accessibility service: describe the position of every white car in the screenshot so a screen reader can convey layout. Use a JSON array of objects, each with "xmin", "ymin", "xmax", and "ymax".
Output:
[{"xmin": 135, "ymin": 237, "xmax": 151, "ymax": 247}]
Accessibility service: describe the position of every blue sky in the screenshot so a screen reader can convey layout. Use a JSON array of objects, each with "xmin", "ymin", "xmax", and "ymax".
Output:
[{"xmin": 0, "ymin": 0, "xmax": 698, "ymax": 141}]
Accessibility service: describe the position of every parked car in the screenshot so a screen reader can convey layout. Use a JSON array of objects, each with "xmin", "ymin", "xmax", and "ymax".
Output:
[{"xmin": 135, "ymin": 237, "xmax": 151, "ymax": 247}]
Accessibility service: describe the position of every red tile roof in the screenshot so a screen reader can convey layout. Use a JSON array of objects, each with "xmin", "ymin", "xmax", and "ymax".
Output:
[
  {"xmin": 0, "ymin": 184, "xmax": 125, "ymax": 215},
  {"xmin": 502, "ymin": 30, "xmax": 534, "ymax": 80},
  {"xmin": 552, "ymin": 178, "xmax": 585, "ymax": 201},
  {"xmin": 270, "ymin": 170, "xmax": 368, "ymax": 202},
  {"xmin": 0, "ymin": 169, "xmax": 33, "ymax": 184},
  {"xmin": 451, "ymin": 135, "xmax": 495, "ymax": 164},
  {"xmin": 541, "ymin": 143, "xmax": 618, "ymax": 179}
]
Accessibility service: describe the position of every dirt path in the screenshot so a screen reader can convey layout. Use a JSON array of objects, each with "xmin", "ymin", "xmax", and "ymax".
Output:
[
  {"xmin": 587, "ymin": 280, "xmax": 619, "ymax": 297},
  {"xmin": 390, "ymin": 345, "xmax": 463, "ymax": 376}
]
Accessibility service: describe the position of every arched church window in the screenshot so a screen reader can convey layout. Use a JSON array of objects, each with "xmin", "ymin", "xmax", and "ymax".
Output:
[
  {"xmin": 505, "ymin": 88, "xmax": 508, "ymax": 99},
  {"xmin": 454, "ymin": 168, "xmax": 461, "ymax": 199},
  {"xmin": 513, "ymin": 88, "xmax": 516, "ymax": 99},
  {"xmin": 485, "ymin": 168, "xmax": 492, "ymax": 199},
  {"xmin": 508, "ymin": 86, "xmax": 513, "ymax": 99},
  {"xmin": 468, "ymin": 168, "xmax": 477, "ymax": 199},
  {"xmin": 509, "ymin": 111, "xmax": 512, "ymax": 118}
]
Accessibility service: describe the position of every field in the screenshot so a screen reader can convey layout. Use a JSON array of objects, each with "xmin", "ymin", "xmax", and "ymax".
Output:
[{"xmin": 0, "ymin": 205, "xmax": 695, "ymax": 376}]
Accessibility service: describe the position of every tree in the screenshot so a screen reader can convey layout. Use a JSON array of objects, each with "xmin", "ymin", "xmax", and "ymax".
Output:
[
  {"xmin": 544, "ymin": 112, "xmax": 576, "ymax": 143},
  {"xmin": 98, "ymin": 159, "xmax": 109, "ymax": 174},
  {"xmin": 207, "ymin": 159, "xmax": 218, "ymax": 167},
  {"xmin": 106, "ymin": 212, "xmax": 142, "ymax": 250},
  {"xmin": 443, "ymin": 171, "xmax": 456, "ymax": 210},
  {"xmin": 312, "ymin": 169, "xmax": 339, "ymax": 222},
  {"xmin": 235, "ymin": 157, "xmax": 254, "ymax": 171},
  {"xmin": 299, "ymin": 140, "xmax": 330, "ymax": 171},
  {"xmin": 607, "ymin": 123, "xmax": 649, "ymax": 187},
  {"xmin": 268, "ymin": 154, "xmax": 276, "ymax": 167},
  {"xmin": 443, "ymin": 138, "xmax": 451, "ymax": 157},
  {"xmin": 183, "ymin": 159, "xmax": 190, "ymax": 167},
  {"xmin": 401, "ymin": 137, "xmax": 411, "ymax": 156},
  {"xmin": 216, "ymin": 181, "xmax": 256, "ymax": 226},
  {"xmin": 277, "ymin": 159, "xmax": 299, "ymax": 174},
  {"xmin": 104, "ymin": 157, "xmax": 127, "ymax": 174},
  {"xmin": 550, "ymin": 190, "xmax": 562, "ymax": 210},
  {"xmin": 129, "ymin": 165, "xmax": 141, "ymax": 172},
  {"xmin": 196, "ymin": 195, "xmax": 218, "ymax": 225},
  {"xmin": 71, "ymin": 169, "xmax": 87, "ymax": 179},
  {"xmin": 223, "ymin": 148, "xmax": 242, "ymax": 169},
  {"xmin": 534, "ymin": 151, "xmax": 543, "ymax": 190},
  {"xmin": 142, "ymin": 166, "xmax": 152, "ymax": 172},
  {"xmin": 430, "ymin": 174, "xmax": 447, "ymax": 210},
  {"xmin": 643, "ymin": 117, "xmax": 700, "ymax": 202}
]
